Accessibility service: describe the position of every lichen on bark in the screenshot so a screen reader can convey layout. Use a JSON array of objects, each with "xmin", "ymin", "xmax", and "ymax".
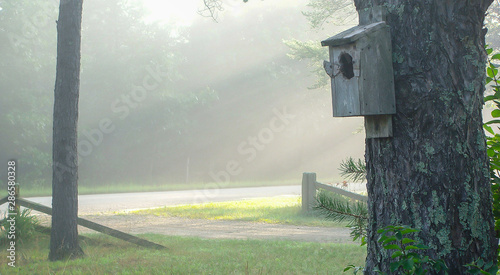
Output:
[{"xmin": 352, "ymin": 0, "xmax": 498, "ymax": 273}]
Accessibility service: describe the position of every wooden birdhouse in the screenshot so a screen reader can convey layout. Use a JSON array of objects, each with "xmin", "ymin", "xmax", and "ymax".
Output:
[{"xmin": 321, "ymin": 19, "xmax": 396, "ymax": 138}]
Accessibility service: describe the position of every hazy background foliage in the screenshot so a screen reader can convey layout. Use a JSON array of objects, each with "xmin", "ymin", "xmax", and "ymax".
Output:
[{"xmin": 0, "ymin": 0, "xmax": 498, "ymax": 191}]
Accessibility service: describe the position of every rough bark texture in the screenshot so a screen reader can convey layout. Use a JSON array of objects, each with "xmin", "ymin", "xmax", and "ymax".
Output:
[
  {"xmin": 49, "ymin": 0, "xmax": 84, "ymax": 261},
  {"xmin": 351, "ymin": 1, "xmax": 498, "ymax": 274}
]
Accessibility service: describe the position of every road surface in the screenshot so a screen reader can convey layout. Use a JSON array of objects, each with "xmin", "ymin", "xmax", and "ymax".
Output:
[
  {"xmin": 5, "ymin": 184, "xmax": 363, "ymax": 244},
  {"xmin": 13, "ymin": 185, "xmax": 301, "ymax": 214}
]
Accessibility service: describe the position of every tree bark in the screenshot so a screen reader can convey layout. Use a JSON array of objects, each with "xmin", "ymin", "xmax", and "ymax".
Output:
[
  {"xmin": 49, "ymin": 0, "xmax": 84, "ymax": 261},
  {"xmin": 350, "ymin": 1, "xmax": 498, "ymax": 273}
]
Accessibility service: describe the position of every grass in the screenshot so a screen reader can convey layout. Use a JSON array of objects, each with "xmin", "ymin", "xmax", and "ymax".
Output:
[
  {"xmin": 132, "ymin": 196, "xmax": 344, "ymax": 227},
  {"xmin": 1, "ymin": 180, "xmax": 298, "ymax": 198},
  {"xmin": 0, "ymin": 193, "xmax": 365, "ymax": 273},
  {"xmin": 0, "ymin": 231, "xmax": 366, "ymax": 274}
]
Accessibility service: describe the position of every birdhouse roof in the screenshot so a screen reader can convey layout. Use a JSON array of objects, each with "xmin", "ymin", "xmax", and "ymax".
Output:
[{"xmin": 321, "ymin": 21, "xmax": 387, "ymax": 47}]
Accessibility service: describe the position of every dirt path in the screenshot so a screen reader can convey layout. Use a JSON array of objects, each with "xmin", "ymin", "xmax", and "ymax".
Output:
[{"xmin": 36, "ymin": 213, "xmax": 356, "ymax": 244}]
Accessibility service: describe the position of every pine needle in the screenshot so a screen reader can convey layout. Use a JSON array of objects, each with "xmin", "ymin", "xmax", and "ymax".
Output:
[
  {"xmin": 313, "ymin": 190, "xmax": 368, "ymax": 242},
  {"xmin": 339, "ymin": 157, "xmax": 366, "ymax": 183}
]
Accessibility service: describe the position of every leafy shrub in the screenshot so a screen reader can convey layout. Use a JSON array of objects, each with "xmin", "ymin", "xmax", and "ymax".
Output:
[
  {"xmin": 484, "ymin": 47, "xmax": 500, "ymax": 242},
  {"xmin": 373, "ymin": 225, "xmax": 448, "ymax": 275},
  {"xmin": 0, "ymin": 208, "xmax": 39, "ymax": 245}
]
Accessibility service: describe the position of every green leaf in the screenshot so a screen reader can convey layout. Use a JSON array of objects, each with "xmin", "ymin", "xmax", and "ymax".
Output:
[
  {"xmin": 477, "ymin": 258, "xmax": 485, "ymax": 267},
  {"xmin": 413, "ymin": 243, "xmax": 429, "ymax": 250},
  {"xmin": 432, "ymin": 260, "xmax": 448, "ymax": 272},
  {"xmin": 382, "ymin": 236, "xmax": 397, "ymax": 245},
  {"xmin": 405, "ymin": 245, "xmax": 421, "ymax": 251},
  {"xmin": 492, "ymin": 53, "xmax": 500, "ymax": 60},
  {"xmin": 484, "ymin": 125, "xmax": 494, "ymax": 135},
  {"xmin": 484, "ymin": 119, "xmax": 500, "ymax": 125},
  {"xmin": 391, "ymin": 251, "xmax": 403, "ymax": 259},
  {"xmin": 402, "ymin": 238, "xmax": 415, "ymax": 245},
  {"xmin": 484, "ymin": 95, "xmax": 497, "ymax": 102},
  {"xmin": 390, "ymin": 261, "xmax": 402, "ymax": 272},
  {"xmin": 406, "ymin": 252, "xmax": 421, "ymax": 258},
  {"xmin": 343, "ymin": 265, "xmax": 354, "ymax": 272},
  {"xmin": 402, "ymin": 259, "xmax": 414, "ymax": 270},
  {"xmin": 487, "ymin": 48, "xmax": 493, "ymax": 55},
  {"xmin": 488, "ymin": 67, "xmax": 496, "ymax": 78},
  {"xmin": 492, "ymin": 109, "xmax": 500, "ymax": 118},
  {"xmin": 378, "ymin": 234, "xmax": 388, "ymax": 242},
  {"xmin": 420, "ymin": 256, "xmax": 429, "ymax": 264},
  {"xmin": 361, "ymin": 236, "xmax": 367, "ymax": 246},
  {"xmin": 483, "ymin": 260, "xmax": 493, "ymax": 270}
]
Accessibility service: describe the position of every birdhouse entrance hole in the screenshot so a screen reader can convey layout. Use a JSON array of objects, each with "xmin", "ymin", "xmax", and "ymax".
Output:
[{"xmin": 339, "ymin": 52, "xmax": 354, "ymax": 79}]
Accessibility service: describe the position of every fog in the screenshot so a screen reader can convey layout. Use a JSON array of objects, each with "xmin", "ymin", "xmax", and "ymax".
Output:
[{"xmin": 1, "ymin": 0, "xmax": 374, "ymax": 190}]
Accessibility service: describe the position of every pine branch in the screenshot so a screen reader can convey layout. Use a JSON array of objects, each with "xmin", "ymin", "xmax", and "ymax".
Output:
[
  {"xmin": 314, "ymin": 190, "xmax": 367, "ymax": 223},
  {"xmin": 339, "ymin": 157, "xmax": 366, "ymax": 183},
  {"xmin": 314, "ymin": 190, "xmax": 368, "ymax": 242}
]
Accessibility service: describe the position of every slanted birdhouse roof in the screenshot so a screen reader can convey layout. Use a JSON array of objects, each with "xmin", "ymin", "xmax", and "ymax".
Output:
[{"xmin": 321, "ymin": 21, "xmax": 387, "ymax": 47}]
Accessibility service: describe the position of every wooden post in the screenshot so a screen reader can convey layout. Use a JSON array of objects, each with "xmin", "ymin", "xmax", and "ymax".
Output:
[
  {"xmin": 365, "ymin": 115, "xmax": 393, "ymax": 138},
  {"xmin": 302, "ymin": 172, "xmax": 317, "ymax": 212}
]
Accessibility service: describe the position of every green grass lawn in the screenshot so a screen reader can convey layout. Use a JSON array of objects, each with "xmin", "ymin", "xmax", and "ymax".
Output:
[
  {"xmin": 132, "ymin": 196, "xmax": 344, "ymax": 227},
  {"xmin": 0, "ymin": 232, "xmax": 366, "ymax": 274},
  {"xmin": 0, "ymin": 194, "xmax": 366, "ymax": 273}
]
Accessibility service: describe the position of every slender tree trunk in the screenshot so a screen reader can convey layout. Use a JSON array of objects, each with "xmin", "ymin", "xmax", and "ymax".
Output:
[
  {"xmin": 350, "ymin": 1, "xmax": 498, "ymax": 273},
  {"xmin": 49, "ymin": 0, "xmax": 84, "ymax": 261}
]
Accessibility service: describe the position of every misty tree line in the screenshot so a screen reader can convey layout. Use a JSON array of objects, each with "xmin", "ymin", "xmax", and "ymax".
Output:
[
  {"xmin": 4, "ymin": 0, "xmax": 499, "ymax": 190},
  {"xmin": 1, "ymin": 0, "xmax": 335, "ymax": 189}
]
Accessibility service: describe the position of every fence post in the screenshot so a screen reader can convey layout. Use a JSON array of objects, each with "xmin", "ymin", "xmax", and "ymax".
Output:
[{"xmin": 302, "ymin": 172, "xmax": 317, "ymax": 212}]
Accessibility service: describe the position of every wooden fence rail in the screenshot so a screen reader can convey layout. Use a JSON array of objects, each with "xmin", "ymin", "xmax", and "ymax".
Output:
[
  {"xmin": 302, "ymin": 172, "xmax": 368, "ymax": 212},
  {"xmin": 0, "ymin": 189, "xmax": 165, "ymax": 250}
]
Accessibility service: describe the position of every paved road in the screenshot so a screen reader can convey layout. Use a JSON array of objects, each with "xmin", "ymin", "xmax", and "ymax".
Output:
[{"xmin": 15, "ymin": 185, "xmax": 301, "ymax": 215}]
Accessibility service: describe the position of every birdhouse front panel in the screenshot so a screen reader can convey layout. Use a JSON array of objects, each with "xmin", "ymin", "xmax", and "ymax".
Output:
[{"xmin": 329, "ymin": 45, "xmax": 361, "ymax": 117}]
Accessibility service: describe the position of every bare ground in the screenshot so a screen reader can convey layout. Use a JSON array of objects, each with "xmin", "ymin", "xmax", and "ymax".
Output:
[{"xmin": 35, "ymin": 213, "xmax": 356, "ymax": 244}]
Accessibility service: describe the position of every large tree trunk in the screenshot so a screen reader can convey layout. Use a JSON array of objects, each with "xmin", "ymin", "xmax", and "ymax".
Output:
[
  {"xmin": 351, "ymin": 1, "xmax": 498, "ymax": 273},
  {"xmin": 49, "ymin": 0, "xmax": 84, "ymax": 261}
]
